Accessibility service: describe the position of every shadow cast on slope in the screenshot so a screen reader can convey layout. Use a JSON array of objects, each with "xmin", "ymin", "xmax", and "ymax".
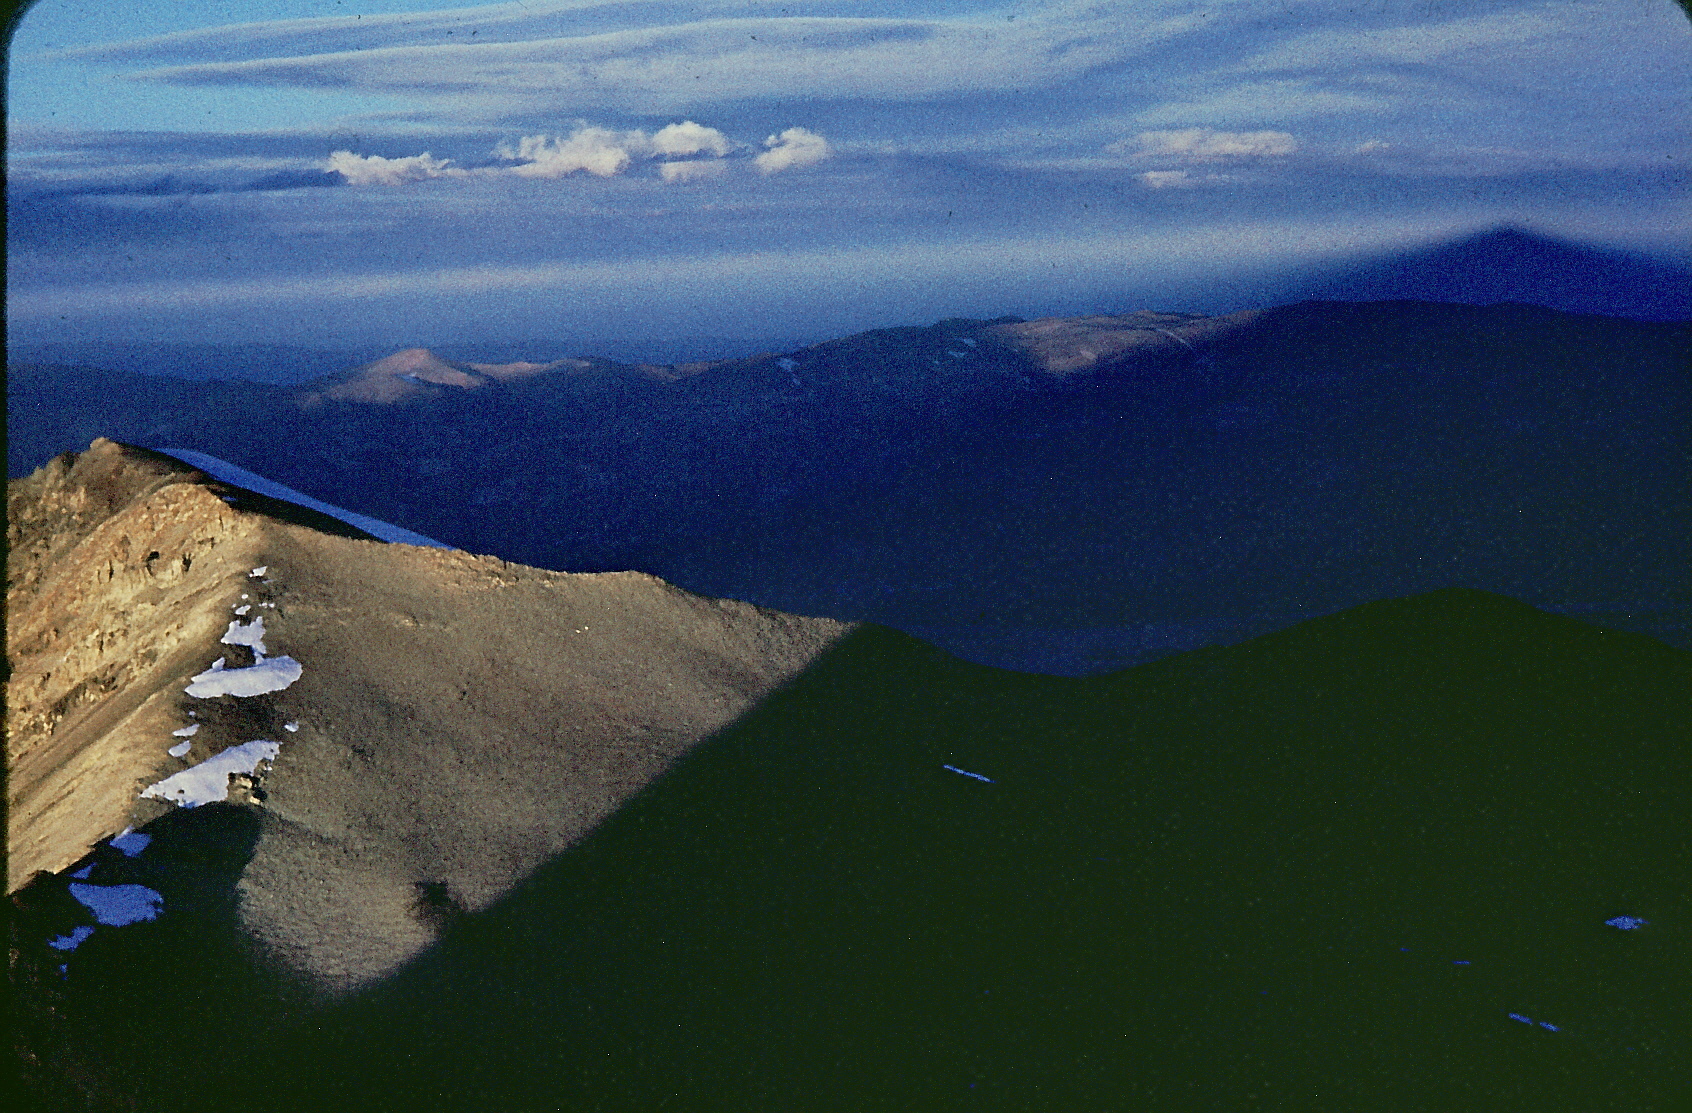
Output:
[
  {"xmin": 10, "ymin": 804, "xmax": 314, "ymax": 1113},
  {"xmin": 168, "ymin": 589, "xmax": 1692, "ymax": 1113}
]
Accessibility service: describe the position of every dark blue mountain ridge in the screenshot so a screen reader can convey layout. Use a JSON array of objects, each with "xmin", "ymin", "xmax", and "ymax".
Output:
[{"xmin": 1283, "ymin": 225, "xmax": 1692, "ymax": 322}]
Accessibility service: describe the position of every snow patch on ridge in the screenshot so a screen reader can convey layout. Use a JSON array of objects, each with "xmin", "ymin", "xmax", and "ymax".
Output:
[
  {"xmin": 141, "ymin": 740, "xmax": 281, "ymax": 807},
  {"xmin": 69, "ymin": 883, "xmax": 165, "ymax": 926},
  {"xmin": 222, "ymin": 616, "xmax": 268, "ymax": 656},
  {"xmin": 185, "ymin": 656, "xmax": 302, "ymax": 698},
  {"xmin": 110, "ymin": 829, "xmax": 151, "ymax": 857},
  {"xmin": 156, "ymin": 448, "xmax": 452, "ymax": 548},
  {"xmin": 49, "ymin": 926, "xmax": 95, "ymax": 952}
]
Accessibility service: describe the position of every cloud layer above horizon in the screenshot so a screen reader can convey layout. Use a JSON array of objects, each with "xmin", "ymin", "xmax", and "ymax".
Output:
[{"xmin": 7, "ymin": 0, "xmax": 1689, "ymax": 351}]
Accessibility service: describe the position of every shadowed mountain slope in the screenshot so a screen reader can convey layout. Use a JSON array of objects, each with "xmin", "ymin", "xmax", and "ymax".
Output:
[
  {"xmin": 65, "ymin": 590, "xmax": 1688, "ymax": 1113},
  {"xmin": 261, "ymin": 593, "xmax": 1692, "ymax": 1112}
]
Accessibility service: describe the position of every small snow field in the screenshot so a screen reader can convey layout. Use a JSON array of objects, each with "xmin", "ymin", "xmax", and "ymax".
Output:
[
  {"xmin": 157, "ymin": 448, "xmax": 452, "ymax": 548},
  {"xmin": 171, "ymin": 723, "xmax": 200, "ymax": 738},
  {"xmin": 222, "ymin": 616, "xmax": 268, "ymax": 656},
  {"xmin": 48, "ymin": 926, "xmax": 96, "ymax": 952},
  {"xmin": 168, "ymin": 741, "xmax": 193, "ymax": 758},
  {"xmin": 141, "ymin": 740, "xmax": 281, "ymax": 807},
  {"xmin": 185, "ymin": 656, "xmax": 302, "ymax": 698},
  {"xmin": 69, "ymin": 883, "xmax": 165, "ymax": 926},
  {"xmin": 110, "ymin": 829, "xmax": 151, "ymax": 857}
]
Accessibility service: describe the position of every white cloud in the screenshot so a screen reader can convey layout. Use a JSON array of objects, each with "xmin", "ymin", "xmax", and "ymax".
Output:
[
  {"xmin": 327, "ymin": 149, "xmax": 458, "ymax": 186},
  {"xmin": 1136, "ymin": 168, "xmax": 1239, "ymax": 188},
  {"xmin": 1118, "ymin": 129, "xmax": 1298, "ymax": 160},
  {"xmin": 323, "ymin": 120, "xmax": 793, "ymax": 185},
  {"xmin": 755, "ymin": 127, "xmax": 831, "ymax": 174},
  {"xmin": 651, "ymin": 121, "xmax": 731, "ymax": 159},
  {"xmin": 660, "ymin": 159, "xmax": 727, "ymax": 183},
  {"xmin": 1355, "ymin": 139, "xmax": 1392, "ymax": 154},
  {"xmin": 493, "ymin": 121, "xmax": 734, "ymax": 179},
  {"xmin": 1138, "ymin": 170, "xmax": 1192, "ymax": 189},
  {"xmin": 497, "ymin": 128, "xmax": 638, "ymax": 178}
]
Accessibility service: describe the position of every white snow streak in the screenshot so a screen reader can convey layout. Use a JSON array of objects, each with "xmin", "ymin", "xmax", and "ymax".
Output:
[
  {"xmin": 171, "ymin": 723, "xmax": 200, "ymax": 738},
  {"xmin": 168, "ymin": 740, "xmax": 193, "ymax": 758}
]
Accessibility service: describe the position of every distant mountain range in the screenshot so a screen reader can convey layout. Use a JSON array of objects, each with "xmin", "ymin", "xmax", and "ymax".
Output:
[
  {"xmin": 8, "ymin": 227, "xmax": 1687, "ymax": 387},
  {"xmin": 10, "ymin": 299, "xmax": 1689, "ymax": 675},
  {"xmin": 10, "ymin": 440, "xmax": 1690, "ymax": 1112}
]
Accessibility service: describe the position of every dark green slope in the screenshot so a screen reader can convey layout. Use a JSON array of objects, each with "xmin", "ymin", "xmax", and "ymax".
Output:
[{"xmin": 231, "ymin": 589, "xmax": 1690, "ymax": 1113}]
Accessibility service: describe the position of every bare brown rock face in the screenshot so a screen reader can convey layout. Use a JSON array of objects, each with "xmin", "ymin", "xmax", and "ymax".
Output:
[
  {"xmin": 8, "ymin": 439, "xmax": 269, "ymax": 888},
  {"xmin": 7, "ymin": 439, "xmax": 850, "ymax": 992}
]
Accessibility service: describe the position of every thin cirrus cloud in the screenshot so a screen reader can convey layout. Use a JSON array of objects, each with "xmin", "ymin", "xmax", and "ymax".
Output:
[
  {"xmin": 86, "ymin": 8, "xmax": 1176, "ymax": 116},
  {"xmin": 1119, "ymin": 129, "xmax": 1299, "ymax": 160},
  {"xmin": 37, "ymin": 1, "xmax": 814, "ymax": 65}
]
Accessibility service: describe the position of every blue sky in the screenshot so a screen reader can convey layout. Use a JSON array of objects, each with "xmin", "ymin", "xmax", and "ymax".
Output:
[{"xmin": 6, "ymin": 0, "xmax": 1688, "ymax": 353}]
